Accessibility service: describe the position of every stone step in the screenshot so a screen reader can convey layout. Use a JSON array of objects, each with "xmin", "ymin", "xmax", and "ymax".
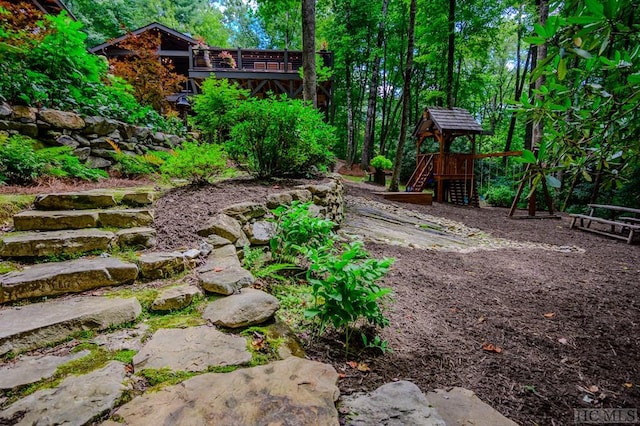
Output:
[
  {"xmin": 0, "ymin": 228, "xmax": 114, "ymax": 258},
  {"xmin": 0, "ymin": 257, "xmax": 138, "ymax": 304},
  {"xmin": 0, "ymin": 296, "xmax": 142, "ymax": 356},
  {"xmin": 12, "ymin": 208, "xmax": 154, "ymax": 231},
  {"xmin": 33, "ymin": 189, "xmax": 157, "ymax": 211}
]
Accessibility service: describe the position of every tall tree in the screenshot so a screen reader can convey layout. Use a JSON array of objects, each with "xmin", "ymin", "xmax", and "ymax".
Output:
[
  {"xmin": 301, "ymin": 0, "xmax": 317, "ymax": 107},
  {"xmin": 446, "ymin": 0, "xmax": 456, "ymax": 107},
  {"xmin": 361, "ymin": 0, "xmax": 390, "ymax": 171},
  {"xmin": 389, "ymin": 0, "xmax": 416, "ymax": 192}
]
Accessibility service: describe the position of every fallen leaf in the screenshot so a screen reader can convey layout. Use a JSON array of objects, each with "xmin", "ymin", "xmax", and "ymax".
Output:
[
  {"xmin": 482, "ymin": 342, "xmax": 503, "ymax": 353},
  {"xmin": 356, "ymin": 362, "xmax": 370, "ymax": 372},
  {"xmin": 623, "ymin": 383, "xmax": 633, "ymax": 389},
  {"xmin": 338, "ymin": 373, "xmax": 346, "ymax": 379},
  {"xmin": 558, "ymin": 337, "xmax": 568, "ymax": 345},
  {"xmin": 543, "ymin": 312, "xmax": 555, "ymax": 318},
  {"xmin": 588, "ymin": 385, "xmax": 599, "ymax": 393},
  {"xmin": 347, "ymin": 361, "xmax": 358, "ymax": 369},
  {"xmin": 214, "ymin": 267, "xmax": 224, "ymax": 272},
  {"xmin": 478, "ymin": 316, "xmax": 486, "ymax": 323}
]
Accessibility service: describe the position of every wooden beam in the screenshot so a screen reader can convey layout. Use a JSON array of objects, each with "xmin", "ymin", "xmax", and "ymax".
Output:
[{"xmin": 474, "ymin": 150, "xmax": 523, "ymax": 159}]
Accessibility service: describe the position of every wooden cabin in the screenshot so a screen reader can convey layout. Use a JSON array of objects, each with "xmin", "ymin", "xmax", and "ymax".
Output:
[
  {"xmin": 408, "ymin": 107, "xmax": 485, "ymax": 206},
  {"xmin": 90, "ymin": 23, "xmax": 333, "ymax": 113}
]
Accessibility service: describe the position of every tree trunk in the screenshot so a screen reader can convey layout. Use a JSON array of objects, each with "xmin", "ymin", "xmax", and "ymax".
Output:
[
  {"xmin": 446, "ymin": 0, "xmax": 456, "ymax": 108},
  {"xmin": 389, "ymin": 0, "xmax": 416, "ymax": 192},
  {"xmin": 361, "ymin": 0, "xmax": 390, "ymax": 171},
  {"xmin": 345, "ymin": 60, "xmax": 355, "ymax": 167},
  {"xmin": 301, "ymin": 0, "xmax": 317, "ymax": 107}
]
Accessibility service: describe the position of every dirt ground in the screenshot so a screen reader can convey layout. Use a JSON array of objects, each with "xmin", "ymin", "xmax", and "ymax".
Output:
[
  {"xmin": 150, "ymin": 178, "xmax": 640, "ymax": 426},
  {"xmin": 4, "ymin": 175, "xmax": 637, "ymax": 425}
]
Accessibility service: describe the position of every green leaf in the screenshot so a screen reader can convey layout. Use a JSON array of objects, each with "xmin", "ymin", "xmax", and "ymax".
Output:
[
  {"xmin": 546, "ymin": 175, "xmax": 562, "ymax": 189},
  {"xmin": 524, "ymin": 36, "xmax": 547, "ymax": 45},
  {"xmin": 533, "ymin": 23, "xmax": 547, "ymax": 38},
  {"xmin": 627, "ymin": 73, "xmax": 640, "ymax": 85},
  {"xmin": 520, "ymin": 150, "xmax": 537, "ymax": 164},
  {"xmin": 557, "ymin": 57, "xmax": 567, "ymax": 81},
  {"xmin": 571, "ymin": 48, "xmax": 593, "ymax": 59},
  {"xmin": 585, "ymin": 0, "xmax": 604, "ymax": 16}
]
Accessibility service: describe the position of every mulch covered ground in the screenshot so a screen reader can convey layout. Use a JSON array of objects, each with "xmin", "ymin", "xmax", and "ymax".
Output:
[{"xmin": 151, "ymin": 178, "xmax": 639, "ymax": 425}]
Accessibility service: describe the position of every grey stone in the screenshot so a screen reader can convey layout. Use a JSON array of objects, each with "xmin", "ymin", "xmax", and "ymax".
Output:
[
  {"xmin": 115, "ymin": 227, "xmax": 156, "ymax": 249},
  {"xmin": 0, "ymin": 102, "xmax": 11, "ymax": 118},
  {"xmin": 182, "ymin": 248, "xmax": 201, "ymax": 259},
  {"xmin": 288, "ymin": 189, "xmax": 313, "ymax": 202},
  {"xmin": 266, "ymin": 192, "xmax": 293, "ymax": 209},
  {"xmin": 206, "ymin": 234, "xmax": 233, "ymax": 248},
  {"xmin": 86, "ymin": 155, "xmax": 113, "ymax": 169},
  {"xmin": 121, "ymin": 191, "xmax": 156, "ymax": 206},
  {"xmin": 38, "ymin": 109, "xmax": 85, "ymax": 130},
  {"xmin": 198, "ymin": 245, "xmax": 253, "ymax": 295},
  {"xmin": 133, "ymin": 326, "xmax": 251, "ymax": 372},
  {"xmin": 107, "ymin": 130, "xmax": 122, "ymax": 141},
  {"xmin": 89, "ymin": 136, "xmax": 118, "ymax": 149},
  {"xmin": 93, "ymin": 324, "xmax": 149, "ymax": 352},
  {"xmin": 426, "ymin": 387, "xmax": 519, "ymax": 426},
  {"xmin": 72, "ymin": 133, "xmax": 91, "ymax": 147},
  {"xmin": 73, "ymin": 146, "xmax": 91, "ymax": 161},
  {"xmin": 197, "ymin": 213, "xmax": 246, "ymax": 244},
  {"xmin": 341, "ymin": 381, "xmax": 445, "ymax": 426},
  {"xmin": 0, "ymin": 361, "xmax": 127, "ymax": 426},
  {"xmin": 110, "ymin": 358, "xmax": 339, "ymax": 425},
  {"xmin": 165, "ymin": 134, "xmax": 182, "ymax": 147},
  {"xmin": 0, "ymin": 297, "xmax": 141, "ymax": 355},
  {"xmin": 133, "ymin": 126, "xmax": 151, "ymax": 140},
  {"xmin": 55, "ymin": 134, "xmax": 80, "ymax": 149},
  {"xmin": 118, "ymin": 122, "xmax": 137, "ymax": 139},
  {"xmin": 0, "ymin": 228, "xmax": 115, "ymax": 258},
  {"xmin": 0, "ymin": 257, "xmax": 138, "ymax": 303},
  {"xmin": 246, "ymin": 220, "xmax": 276, "ymax": 245},
  {"xmin": 12, "ymin": 209, "xmax": 99, "ymax": 231},
  {"xmin": 223, "ymin": 201, "xmax": 268, "ymax": 223},
  {"xmin": 150, "ymin": 285, "xmax": 202, "ymax": 311},
  {"xmin": 34, "ymin": 191, "xmax": 117, "ymax": 210},
  {"xmin": 0, "ymin": 120, "xmax": 38, "ymax": 137},
  {"xmin": 83, "ymin": 116, "xmax": 119, "ymax": 136},
  {"xmin": 198, "ymin": 241, "xmax": 214, "ymax": 256},
  {"xmin": 138, "ymin": 251, "xmax": 189, "ymax": 280},
  {"xmin": 203, "ymin": 288, "xmax": 279, "ymax": 328},
  {"xmin": 12, "ymin": 105, "xmax": 36, "ymax": 123},
  {"xmin": 152, "ymin": 131, "xmax": 165, "ymax": 143},
  {"xmin": 0, "ymin": 350, "xmax": 90, "ymax": 389},
  {"xmin": 98, "ymin": 208, "xmax": 154, "ymax": 228},
  {"xmin": 91, "ymin": 148, "xmax": 116, "ymax": 159}
]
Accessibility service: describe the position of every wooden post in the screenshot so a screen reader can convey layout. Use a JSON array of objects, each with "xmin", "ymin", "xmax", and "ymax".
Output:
[
  {"xmin": 237, "ymin": 47, "xmax": 243, "ymax": 69},
  {"xmin": 437, "ymin": 133, "xmax": 445, "ymax": 202}
]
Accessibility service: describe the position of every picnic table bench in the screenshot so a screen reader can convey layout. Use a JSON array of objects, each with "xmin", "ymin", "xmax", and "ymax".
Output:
[{"xmin": 569, "ymin": 204, "xmax": 640, "ymax": 244}]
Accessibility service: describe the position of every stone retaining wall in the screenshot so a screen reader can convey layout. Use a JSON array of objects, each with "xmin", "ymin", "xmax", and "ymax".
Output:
[
  {"xmin": 0, "ymin": 103, "xmax": 185, "ymax": 169},
  {"xmin": 198, "ymin": 175, "xmax": 345, "ymax": 250}
]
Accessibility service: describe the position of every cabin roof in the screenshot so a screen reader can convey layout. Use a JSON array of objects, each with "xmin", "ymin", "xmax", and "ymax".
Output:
[
  {"xmin": 89, "ymin": 22, "xmax": 198, "ymax": 54},
  {"xmin": 31, "ymin": 0, "xmax": 74, "ymax": 18},
  {"xmin": 412, "ymin": 107, "xmax": 484, "ymax": 138}
]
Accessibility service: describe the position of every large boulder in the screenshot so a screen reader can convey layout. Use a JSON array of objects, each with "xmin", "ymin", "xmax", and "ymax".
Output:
[
  {"xmin": 222, "ymin": 202, "xmax": 268, "ymax": 224},
  {"xmin": 83, "ymin": 116, "xmax": 119, "ymax": 136},
  {"xmin": 150, "ymin": 285, "xmax": 202, "ymax": 311},
  {"xmin": 133, "ymin": 326, "xmax": 251, "ymax": 372},
  {"xmin": 203, "ymin": 288, "xmax": 279, "ymax": 328},
  {"xmin": 197, "ymin": 213, "xmax": 249, "ymax": 247},
  {"xmin": 38, "ymin": 109, "xmax": 85, "ymax": 130},
  {"xmin": 110, "ymin": 358, "xmax": 340, "ymax": 425},
  {"xmin": 340, "ymin": 381, "xmax": 445, "ymax": 426}
]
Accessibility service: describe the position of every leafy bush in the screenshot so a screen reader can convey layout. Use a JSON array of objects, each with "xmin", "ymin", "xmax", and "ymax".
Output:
[
  {"xmin": 112, "ymin": 152, "xmax": 156, "ymax": 177},
  {"xmin": 226, "ymin": 96, "xmax": 336, "ymax": 178},
  {"xmin": 0, "ymin": 135, "xmax": 46, "ymax": 185},
  {"xmin": 191, "ymin": 77, "xmax": 249, "ymax": 142},
  {"xmin": 0, "ymin": 135, "xmax": 107, "ymax": 184},
  {"xmin": 160, "ymin": 141, "xmax": 227, "ymax": 184},
  {"xmin": 303, "ymin": 241, "xmax": 394, "ymax": 355},
  {"xmin": 370, "ymin": 155, "xmax": 392, "ymax": 170},
  {"xmin": 269, "ymin": 201, "xmax": 336, "ymax": 263},
  {"xmin": 484, "ymin": 185, "xmax": 515, "ymax": 207}
]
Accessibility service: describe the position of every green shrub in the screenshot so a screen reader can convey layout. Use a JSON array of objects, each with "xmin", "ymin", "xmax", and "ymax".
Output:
[
  {"xmin": 160, "ymin": 141, "xmax": 227, "ymax": 184},
  {"xmin": 112, "ymin": 152, "xmax": 156, "ymax": 177},
  {"xmin": 303, "ymin": 241, "xmax": 394, "ymax": 355},
  {"xmin": 226, "ymin": 96, "xmax": 336, "ymax": 178},
  {"xmin": 0, "ymin": 135, "xmax": 46, "ymax": 184},
  {"xmin": 37, "ymin": 146, "xmax": 108, "ymax": 181},
  {"xmin": 484, "ymin": 185, "xmax": 515, "ymax": 207},
  {"xmin": 370, "ymin": 155, "xmax": 392, "ymax": 170},
  {"xmin": 191, "ymin": 77, "xmax": 249, "ymax": 142},
  {"xmin": 269, "ymin": 201, "xmax": 335, "ymax": 263}
]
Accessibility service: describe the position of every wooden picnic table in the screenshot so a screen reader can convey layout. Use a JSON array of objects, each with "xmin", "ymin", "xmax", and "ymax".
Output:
[{"xmin": 569, "ymin": 204, "xmax": 640, "ymax": 244}]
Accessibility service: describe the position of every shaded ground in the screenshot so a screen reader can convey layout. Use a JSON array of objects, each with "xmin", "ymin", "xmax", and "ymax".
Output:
[{"xmin": 150, "ymin": 178, "xmax": 640, "ymax": 425}]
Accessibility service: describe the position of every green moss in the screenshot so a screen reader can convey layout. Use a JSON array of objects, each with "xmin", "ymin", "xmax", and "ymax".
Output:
[
  {"xmin": 138, "ymin": 368, "xmax": 196, "ymax": 390},
  {"xmin": 0, "ymin": 261, "xmax": 18, "ymax": 275},
  {"xmin": 270, "ymin": 283, "xmax": 314, "ymax": 333},
  {"xmin": 206, "ymin": 365, "xmax": 240, "ymax": 374},
  {"xmin": 241, "ymin": 326, "xmax": 286, "ymax": 366},
  {"xmin": 0, "ymin": 194, "xmax": 34, "ymax": 226},
  {"xmin": 113, "ymin": 349, "xmax": 137, "ymax": 364},
  {"xmin": 106, "ymin": 287, "xmax": 158, "ymax": 311}
]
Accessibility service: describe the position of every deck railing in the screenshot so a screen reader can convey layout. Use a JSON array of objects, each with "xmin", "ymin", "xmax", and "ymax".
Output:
[
  {"xmin": 422, "ymin": 153, "xmax": 475, "ymax": 179},
  {"xmin": 189, "ymin": 47, "xmax": 333, "ymax": 74}
]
